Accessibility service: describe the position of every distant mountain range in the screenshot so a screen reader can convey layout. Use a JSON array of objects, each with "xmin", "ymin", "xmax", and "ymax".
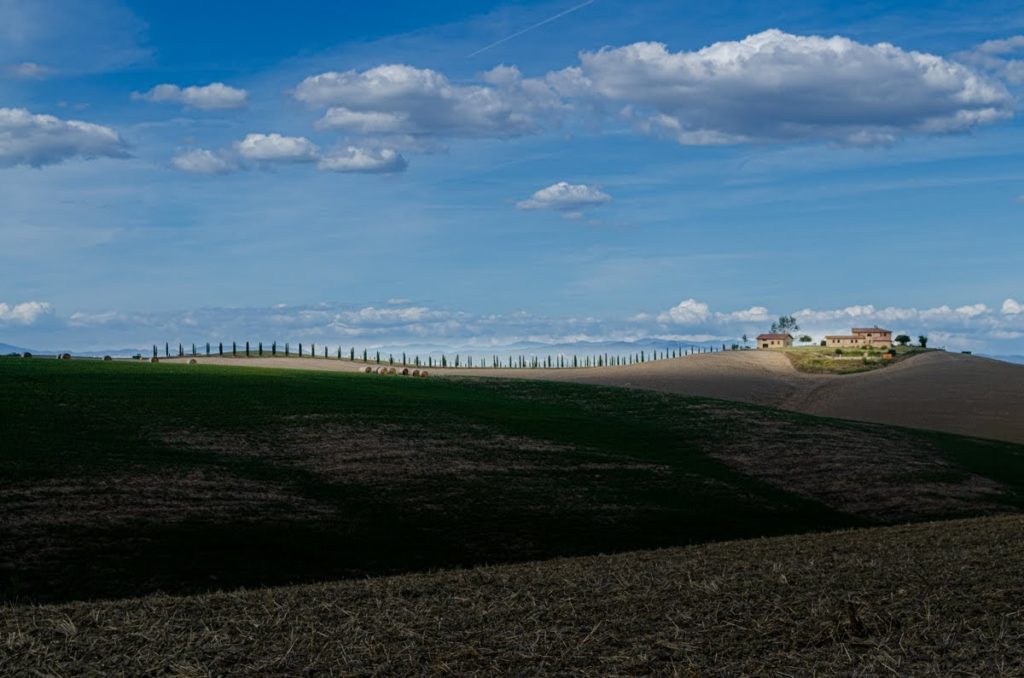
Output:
[{"xmin": 0, "ymin": 343, "xmax": 147, "ymax": 358}]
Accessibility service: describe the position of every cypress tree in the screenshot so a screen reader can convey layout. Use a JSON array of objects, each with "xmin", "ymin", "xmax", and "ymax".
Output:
[
  {"xmin": 376, "ymin": 351, "xmax": 380, "ymax": 364},
  {"xmin": 153, "ymin": 345, "xmax": 157, "ymax": 358},
  {"xmin": 311, "ymin": 343, "xmax": 315, "ymax": 357},
  {"xmin": 219, "ymin": 342, "xmax": 223, "ymax": 356},
  {"xmin": 350, "ymin": 347, "xmax": 355, "ymax": 361},
  {"xmin": 299, "ymin": 343, "xmax": 303, "ymax": 357},
  {"xmin": 246, "ymin": 341, "xmax": 250, "ymax": 357},
  {"xmin": 232, "ymin": 342, "xmax": 236, "ymax": 356},
  {"xmin": 258, "ymin": 342, "xmax": 263, "ymax": 356},
  {"xmin": 272, "ymin": 341, "xmax": 277, "ymax": 356},
  {"xmin": 165, "ymin": 342, "xmax": 169, "ymax": 357},
  {"xmin": 285, "ymin": 343, "xmax": 289, "ymax": 357}
]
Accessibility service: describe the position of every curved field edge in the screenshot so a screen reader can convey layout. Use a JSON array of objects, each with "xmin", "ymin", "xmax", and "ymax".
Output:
[
  {"xmin": 2, "ymin": 515, "xmax": 1022, "ymax": 676},
  {"xmin": 2, "ymin": 358, "xmax": 1023, "ymax": 605}
]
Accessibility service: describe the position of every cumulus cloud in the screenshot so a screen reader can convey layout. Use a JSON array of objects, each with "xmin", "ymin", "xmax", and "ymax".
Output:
[
  {"xmin": 132, "ymin": 82, "xmax": 248, "ymax": 110},
  {"xmin": 1003, "ymin": 299, "xmax": 1023, "ymax": 315},
  {"xmin": 0, "ymin": 107, "xmax": 128, "ymax": 168},
  {"xmin": 296, "ymin": 64, "xmax": 562, "ymax": 139},
  {"xmin": 171, "ymin": 148, "xmax": 235, "ymax": 175},
  {"xmin": 657, "ymin": 298, "xmax": 711, "ymax": 324},
  {"xmin": 550, "ymin": 29, "xmax": 1012, "ymax": 145},
  {"xmin": 235, "ymin": 133, "xmax": 318, "ymax": 163},
  {"xmin": 516, "ymin": 181, "xmax": 611, "ymax": 213},
  {"xmin": 0, "ymin": 301, "xmax": 53, "ymax": 325},
  {"xmin": 3, "ymin": 62, "xmax": 54, "ymax": 79},
  {"xmin": 317, "ymin": 146, "xmax": 407, "ymax": 173},
  {"xmin": 791, "ymin": 303, "xmax": 994, "ymax": 324},
  {"xmin": 170, "ymin": 136, "xmax": 406, "ymax": 175},
  {"xmin": 956, "ymin": 36, "xmax": 1024, "ymax": 85},
  {"xmin": 720, "ymin": 306, "xmax": 771, "ymax": 323}
]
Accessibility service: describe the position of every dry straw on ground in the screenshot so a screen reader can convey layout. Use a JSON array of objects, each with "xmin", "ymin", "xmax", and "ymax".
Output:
[{"xmin": 2, "ymin": 515, "xmax": 1021, "ymax": 676}]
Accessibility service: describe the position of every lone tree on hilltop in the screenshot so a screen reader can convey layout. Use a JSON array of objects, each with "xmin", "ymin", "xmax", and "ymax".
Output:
[
  {"xmin": 895, "ymin": 334, "xmax": 911, "ymax": 346},
  {"xmin": 918, "ymin": 335, "xmax": 929, "ymax": 348},
  {"xmin": 770, "ymin": 315, "xmax": 799, "ymax": 334}
]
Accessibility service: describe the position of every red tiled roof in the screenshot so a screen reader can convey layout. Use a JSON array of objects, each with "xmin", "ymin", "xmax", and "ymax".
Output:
[
  {"xmin": 852, "ymin": 327, "xmax": 891, "ymax": 334},
  {"xmin": 756, "ymin": 333, "xmax": 792, "ymax": 340}
]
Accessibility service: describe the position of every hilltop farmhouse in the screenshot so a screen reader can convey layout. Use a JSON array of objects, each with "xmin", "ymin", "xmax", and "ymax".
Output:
[
  {"xmin": 756, "ymin": 333, "xmax": 794, "ymax": 349},
  {"xmin": 825, "ymin": 327, "xmax": 893, "ymax": 348}
]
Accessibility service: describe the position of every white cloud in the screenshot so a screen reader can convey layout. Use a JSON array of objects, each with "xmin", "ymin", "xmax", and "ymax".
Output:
[
  {"xmin": 791, "ymin": 303, "xmax": 994, "ymax": 324},
  {"xmin": 719, "ymin": 306, "xmax": 771, "ymax": 323},
  {"xmin": 0, "ymin": 301, "xmax": 52, "ymax": 325},
  {"xmin": 955, "ymin": 36, "xmax": 1024, "ymax": 85},
  {"xmin": 132, "ymin": 83, "xmax": 248, "ymax": 110},
  {"xmin": 516, "ymin": 181, "xmax": 611, "ymax": 212},
  {"xmin": 315, "ymin": 108, "xmax": 408, "ymax": 134},
  {"xmin": 1003, "ymin": 298, "xmax": 1023, "ymax": 315},
  {"xmin": 975, "ymin": 36, "xmax": 1024, "ymax": 55},
  {"xmin": 317, "ymin": 146, "xmax": 407, "ymax": 173},
  {"xmin": 657, "ymin": 298, "xmax": 711, "ymax": 324},
  {"xmin": 0, "ymin": 107, "xmax": 128, "ymax": 168},
  {"xmin": 171, "ymin": 148, "xmax": 235, "ymax": 175},
  {"xmin": 235, "ymin": 133, "xmax": 318, "ymax": 163},
  {"xmin": 297, "ymin": 64, "xmax": 562, "ymax": 139},
  {"xmin": 3, "ymin": 62, "xmax": 54, "ymax": 79},
  {"xmin": 551, "ymin": 29, "xmax": 1012, "ymax": 145}
]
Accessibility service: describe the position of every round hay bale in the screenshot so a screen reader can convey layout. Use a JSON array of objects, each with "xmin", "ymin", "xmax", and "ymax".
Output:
[
  {"xmin": 388, "ymin": 367, "xmax": 397, "ymax": 375},
  {"xmin": 411, "ymin": 369, "xmax": 420, "ymax": 377},
  {"xmin": 189, "ymin": 358, "xmax": 197, "ymax": 365},
  {"xmin": 103, "ymin": 355, "xmax": 113, "ymax": 361},
  {"xmin": 150, "ymin": 357, "xmax": 160, "ymax": 363},
  {"xmin": 376, "ymin": 366, "xmax": 387, "ymax": 374},
  {"xmin": 420, "ymin": 370, "xmax": 429, "ymax": 378},
  {"xmin": 401, "ymin": 367, "xmax": 410, "ymax": 376},
  {"xmin": 21, "ymin": 352, "xmax": 32, "ymax": 359},
  {"xmin": 363, "ymin": 366, "xmax": 373, "ymax": 373},
  {"xmin": 61, "ymin": 353, "xmax": 72, "ymax": 360}
]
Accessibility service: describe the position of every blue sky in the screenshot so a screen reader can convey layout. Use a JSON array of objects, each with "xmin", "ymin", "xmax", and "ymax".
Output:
[{"xmin": 2, "ymin": 0, "xmax": 1024, "ymax": 353}]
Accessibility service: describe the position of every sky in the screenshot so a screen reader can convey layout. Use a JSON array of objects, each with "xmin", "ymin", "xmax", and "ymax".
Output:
[{"xmin": 2, "ymin": 0, "xmax": 1024, "ymax": 354}]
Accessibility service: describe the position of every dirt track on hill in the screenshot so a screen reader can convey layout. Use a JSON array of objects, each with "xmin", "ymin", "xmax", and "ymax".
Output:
[{"xmin": 184, "ymin": 351, "xmax": 1024, "ymax": 444}]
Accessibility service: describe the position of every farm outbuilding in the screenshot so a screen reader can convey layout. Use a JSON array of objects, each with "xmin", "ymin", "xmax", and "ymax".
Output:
[{"xmin": 756, "ymin": 333, "xmax": 793, "ymax": 349}]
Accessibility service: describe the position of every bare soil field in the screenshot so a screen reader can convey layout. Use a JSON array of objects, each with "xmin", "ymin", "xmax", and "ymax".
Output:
[
  {"xmin": 5, "ymin": 359, "xmax": 1022, "ymax": 605},
  {"xmin": 189, "ymin": 350, "xmax": 1024, "ymax": 444},
  {"xmin": 3, "ymin": 514, "xmax": 1022, "ymax": 676}
]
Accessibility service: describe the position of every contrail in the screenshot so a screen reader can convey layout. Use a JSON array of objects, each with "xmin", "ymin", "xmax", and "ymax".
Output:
[{"xmin": 468, "ymin": 0, "xmax": 596, "ymax": 58}]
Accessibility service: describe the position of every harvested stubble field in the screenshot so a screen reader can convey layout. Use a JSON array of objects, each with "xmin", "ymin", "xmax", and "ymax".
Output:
[
  {"xmin": 2, "ymin": 358, "xmax": 1024, "ymax": 609},
  {"xmin": 2, "ymin": 515, "xmax": 1022, "ymax": 675}
]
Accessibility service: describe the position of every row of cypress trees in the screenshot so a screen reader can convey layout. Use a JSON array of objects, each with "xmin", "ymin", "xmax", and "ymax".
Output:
[{"xmin": 151, "ymin": 343, "xmax": 733, "ymax": 366}]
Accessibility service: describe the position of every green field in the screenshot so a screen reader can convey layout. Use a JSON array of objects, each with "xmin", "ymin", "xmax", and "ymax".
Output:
[
  {"xmin": 2, "ymin": 358, "xmax": 1023, "ymax": 605},
  {"xmin": 783, "ymin": 345, "xmax": 933, "ymax": 374}
]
